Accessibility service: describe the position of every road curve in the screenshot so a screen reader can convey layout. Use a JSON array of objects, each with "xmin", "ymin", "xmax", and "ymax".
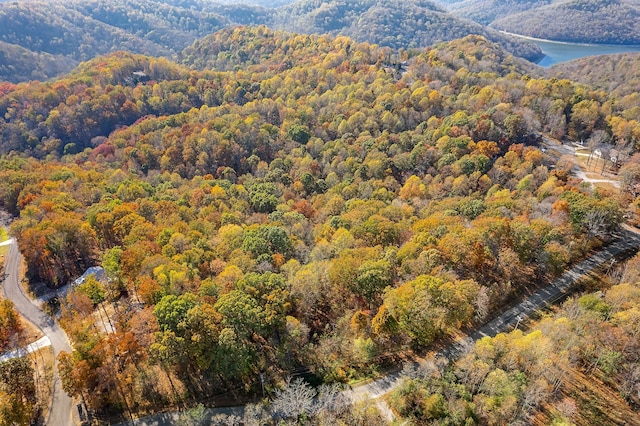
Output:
[
  {"xmin": 120, "ymin": 228, "xmax": 640, "ymax": 426},
  {"xmin": 2, "ymin": 238, "xmax": 73, "ymax": 426}
]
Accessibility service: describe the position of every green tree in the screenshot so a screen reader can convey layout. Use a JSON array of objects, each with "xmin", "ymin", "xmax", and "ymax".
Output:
[
  {"xmin": 77, "ymin": 275, "xmax": 106, "ymax": 306},
  {"xmin": 214, "ymin": 290, "xmax": 266, "ymax": 339},
  {"xmin": 383, "ymin": 274, "xmax": 479, "ymax": 346},
  {"xmin": 153, "ymin": 293, "xmax": 199, "ymax": 334},
  {"xmin": 249, "ymin": 182, "xmax": 279, "ymax": 213},
  {"xmin": 0, "ymin": 357, "xmax": 35, "ymax": 403},
  {"xmin": 288, "ymin": 124, "xmax": 311, "ymax": 144},
  {"xmin": 355, "ymin": 259, "xmax": 392, "ymax": 307}
]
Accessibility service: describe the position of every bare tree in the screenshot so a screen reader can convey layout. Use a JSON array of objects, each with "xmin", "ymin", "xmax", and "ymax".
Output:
[
  {"xmin": 474, "ymin": 286, "xmax": 491, "ymax": 322},
  {"xmin": 555, "ymin": 397, "xmax": 577, "ymax": 422},
  {"xmin": 271, "ymin": 377, "xmax": 317, "ymax": 422},
  {"xmin": 520, "ymin": 378, "xmax": 550, "ymax": 413},
  {"xmin": 618, "ymin": 160, "xmax": 640, "ymax": 196},
  {"xmin": 313, "ymin": 383, "xmax": 351, "ymax": 422},
  {"xmin": 621, "ymin": 364, "xmax": 640, "ymax": 405}
]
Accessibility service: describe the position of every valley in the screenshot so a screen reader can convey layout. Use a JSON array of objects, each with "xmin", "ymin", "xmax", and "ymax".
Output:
[{"xmin": 1, "ymin": 2, "xmax": 640, "ymax": 425}]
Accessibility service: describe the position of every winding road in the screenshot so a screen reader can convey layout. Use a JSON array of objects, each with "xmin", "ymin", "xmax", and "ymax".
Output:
[
  {"xmin": 1, "ymin": 238, "xmax": 73, "ymax": 426},
  {"xmin": 5, "ymin": 219, "xmax": 639, "ymax": 426},
  {"xmin": 118, "ymin": 227, "xmax": 640, "ymax": 426}
]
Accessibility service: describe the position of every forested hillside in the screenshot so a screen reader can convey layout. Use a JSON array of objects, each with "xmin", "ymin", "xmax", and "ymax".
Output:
[
  {"xmin": 0, "ymin": 0, "xmax": 543, "ymax": 83},
  {"xmin": 0, "ymin": 40, "xmax": 73, "ymax": 83},
  {"xmin": 435, "ymin": 0, "xmax": 552, "ymax": 25},
  {"xmin": 0, "ymin": 0, "xmax": 266, "ymax": 82},
  {"xmin": 390, "ymin": 254, "xmax": 640, "ymax": 425},
  {"xmin": 438, "ymin": 0, "xmax": 640, "ymax": 45},
  {"xmin": 273, "ymin": 0, "xmax": 543, "ymax": 59},
  {"xmin": 0, "ymin": 27, "xmax": 638, "ymax": 423},
  {"xmin": 551, "ymin": 52, "xmax": 640, "ymax": 98},
  {"xmin": 215, "ymin": 0, "xmax": 296, "ymax": 6},
  {"xmin": 493, "ymin": 0, "xmax": 640, "ymax": 44}
]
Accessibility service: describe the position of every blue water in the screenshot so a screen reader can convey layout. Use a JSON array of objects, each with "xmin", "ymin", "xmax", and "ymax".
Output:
[{"xmin": 530, "ymin": 39, "xmax": 640, "ymax": 67}]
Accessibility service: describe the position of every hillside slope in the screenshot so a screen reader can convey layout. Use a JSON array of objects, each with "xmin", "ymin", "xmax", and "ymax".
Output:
[
  {"xmin": 274, "ymin": 0, "xmax": 543, "ymax": 61},
  {"xmin": 435, "ymin": 0, "xmax": 552, "ymax": 25},
  {"xmin": 550, "ymin": 52, "xmax": 640, "ymax": 98},
  {"xmin": 0, "ymin": 41, "xmax": 75, "ymax": 82},
  {"xmin": 438, "ymin": 0, "xmax": 640, "ymax": 45},
  {"xmin": 493, "ymin": 0, "xmax": 640, "ymax": 44},
  {"xmin": 0, "ymin": 26, "xmax": 636, "ymax": 423},
  {"xmin": 0, "ymin": 0, "xmax": 265, "ymax": 82},
  {"xmin": 0, "ymin": 0, "xmax": 543, "ymax": 83}
]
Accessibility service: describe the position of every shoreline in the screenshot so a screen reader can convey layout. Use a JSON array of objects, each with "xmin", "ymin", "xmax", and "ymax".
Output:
[{"xmin": 499, "ymin": 30, "xmax": 640, "ymax": 49}]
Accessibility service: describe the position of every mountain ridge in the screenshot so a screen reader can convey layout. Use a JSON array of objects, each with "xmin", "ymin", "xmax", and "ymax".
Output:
[
  {"xmin": 0, "ymin": 0, "xmax": 543, "ymax": 83},
  {"xmin": 437, "ymin": 0, "xmax": 640, "ymax": 45}
]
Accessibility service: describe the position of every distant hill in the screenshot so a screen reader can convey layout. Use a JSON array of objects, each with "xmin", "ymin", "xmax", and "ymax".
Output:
[
  {"xmin": 437, "ymin": 0, "xmax": 640, "ymax": 45},
  {"xmin": 493, "ymin": 0, "xmax": 640, "ymax": 44},
  {"xmin": 0, "ymin": 0, "xmax": 236, "ymax": 82},
  {"xmin": 435, "ymin": 0, "xmax": 552, "ymax": 25},
  {"xmin": 272, "ymin": 0, "xmax": 543, "ymax": 61},
  {"xmin": 180, "ymin": 26, "xmax": 540, "ymax": 79},
  {"xmin": 213, "ymin": 0, "xmax": 296, "ymax": 7},
  {"xmin": 550, "ymin": 52, "xmax": 640, "ymax": 98},
  {"xmin": 0, "ymin": 41, "xmax": 75, "ymax": 82},
  {"xmin": 0, "ymin": 0, "xmax": 543, "ymax": 83}
]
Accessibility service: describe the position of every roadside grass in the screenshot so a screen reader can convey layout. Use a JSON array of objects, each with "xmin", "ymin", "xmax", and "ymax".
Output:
[
  {"xmin": 0, "ymin": 227, "xmax": 8, "ymax": 256},
  {"xmin": 18, "ymin": 317, "xmax": 44, "ymax": 346},
  {"xmin": 30, "ymin": 346, "xmax": 54, "ymax": 425},
  {"xmin": 532, "ymin": 366, "xmax": 640, "ymax": 426}
]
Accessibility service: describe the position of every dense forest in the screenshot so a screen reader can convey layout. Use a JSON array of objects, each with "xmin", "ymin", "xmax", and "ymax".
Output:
[
  {"xmin": 438, "ymin": 0, "xmax": 640, "ymax": 45},
  {"xmin": 389, "ymin": 253, "xmax": 640, "ymax": 425},
  {"xmin": 0, "ymin": 0, "xmax": 543, "ymax": 83},
  {"xmin": 1, "ymin": 26, "xmax": 639, "ymax": 423},
  {"xmin": 215, "ymin": 0, "xmax": 297, "ymax": 7},
  {"xmin": 551, "ymin": 52, "xmax": 640, "ymax": 98},
  {"xmin": 434, "ymin": 0, "xmax": 553, "ymax": 25},
  {"xmin": 272, "ymin": 0, "xmax": 543, "ymax": 59},
  {"xmin": 0, "ymin": 0, "xmax": 239, "ymax": 82}
]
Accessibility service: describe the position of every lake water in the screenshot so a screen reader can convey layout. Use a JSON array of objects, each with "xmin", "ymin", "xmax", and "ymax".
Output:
[
  {"xmin": 501, "ymin": 31, "xmax": 640, "ymax": 66},
  {"xmin": 533, "ymin": 39, "xmax": 640, "ymax": 67}
]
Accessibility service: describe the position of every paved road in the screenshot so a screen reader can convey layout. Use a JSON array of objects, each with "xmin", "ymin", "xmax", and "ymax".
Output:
[
  {"xmin": 348, "ymin": 227, "xmax": 640, "ymax": 401},
  {"xmin": 540, "ymin": 135, "xmax": 621, "ymax": 188},
  {"xmin": 2, "ymin": 238, "xmax": 73, "ymax": 426},
  {"xmin": 121, "ymin": 228, "xmax": 640, "ymax": 426}
]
